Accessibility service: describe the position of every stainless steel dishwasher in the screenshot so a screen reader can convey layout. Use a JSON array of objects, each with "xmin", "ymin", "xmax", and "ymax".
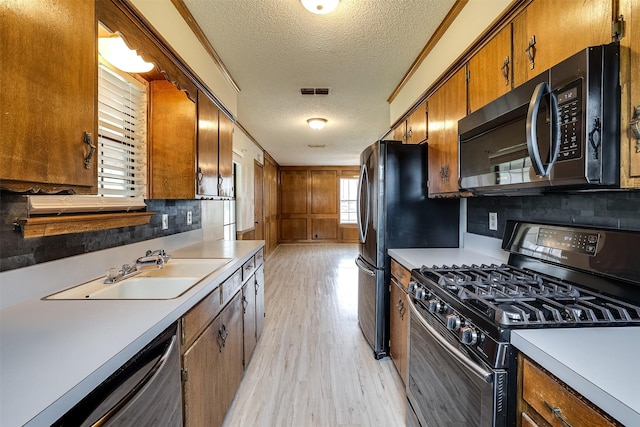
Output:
[{"xmin": 53, "ymin": 323, "xmax": 182, "ymax": 426}]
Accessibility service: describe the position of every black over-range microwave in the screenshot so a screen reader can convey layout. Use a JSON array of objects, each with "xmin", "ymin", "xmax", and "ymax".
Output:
[{"xmin": 458, "ymin": 42, "xmax": 620, "ymax": 194}]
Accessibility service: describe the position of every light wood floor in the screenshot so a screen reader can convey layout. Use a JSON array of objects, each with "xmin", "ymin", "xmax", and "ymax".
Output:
[{"xmin": 223, "ymin": 243, "xmax": 406, "ymax": 427}]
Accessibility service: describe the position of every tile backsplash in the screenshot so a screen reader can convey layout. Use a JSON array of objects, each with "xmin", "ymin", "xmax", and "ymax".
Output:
[
  {"xmin": 467, "ymin": 190, "xmax": 640, "ymax": 239},
  {"xmin": 0, "ymin": 194, "xmax": 203, "ymax": 272}
]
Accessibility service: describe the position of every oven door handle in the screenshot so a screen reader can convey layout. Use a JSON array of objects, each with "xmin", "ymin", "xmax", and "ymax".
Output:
[{"xmin": 409, "ymin": 300, "xmax": 493, "ymax": 383}]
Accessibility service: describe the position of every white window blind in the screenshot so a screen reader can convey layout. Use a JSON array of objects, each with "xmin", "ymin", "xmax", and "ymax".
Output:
[
  {"xmin": 97, "ymin": 62, "xmax": 148, "ymax": 197},
  {"xmin": 340, "ymin": 178, "xmax": 358, "ymax": 224}
]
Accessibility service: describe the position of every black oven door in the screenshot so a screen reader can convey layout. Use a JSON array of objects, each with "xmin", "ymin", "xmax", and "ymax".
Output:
[{"xmin": 407, "ymin": 301, "xmax": 508, "ymax": 427}]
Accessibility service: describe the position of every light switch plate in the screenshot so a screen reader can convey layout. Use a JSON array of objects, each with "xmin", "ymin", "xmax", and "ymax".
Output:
[
  {"xmin": 187, "ymin": 211, "xmax": 192, "ymax": 225},
  {"xmin": 489, "ymin": 212, "xmax": 498, "ymax": 231},
  {"xmin": 162, "ymin": 214, "xmax": 169, "ymax": 230}
]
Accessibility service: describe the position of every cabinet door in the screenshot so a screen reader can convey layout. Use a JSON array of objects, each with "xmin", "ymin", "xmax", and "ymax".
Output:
[
  {"xmin": 407, "ymin": 101, "xmax": 427, "ymax": 144},
  {"xmin": 468, "ymin": 25, "xmax": 512, "ymax": 112},
  {"xmin": 197, "ymin": 91, "xmax": 219, "ymax": 196},
  {"xmin": 183, "ymin": 313, "xmax": 226, "ymax": 426},
  {"xmin": 427, "ymin": 68, "xmax": 467, "ymax": 196},
  {"xmin": 183, "ymin": 292, "xmax": 243, "ymax": 427},
  {"xmin": 620, "ymin": 0, "xmax": 640, "ymax": 188},
  {"xmin": 242, "ymin": 281, "xmax": 257, "ymax": 367},
  {"xmin": 512, "ymin": 0, "xmax": 612, "ymax": 87},
  {"xmin": 218, "ymin": 112, "xmax": 234, "ymax": 197},
  {"xmin": 221, "ymin": 292, "xmax": 244, "ymax": 412},
  {"xmin": 393, "ymin": 121, "xmax": 406, "ymax": 143},
  {"xmin": 255, "ymin": 264, "xmax": 265, "ymax": 341},
  {"xmin": 150, "ymin": 80, "xmax": 196, "ymax": 199},
  {"xmin": 1, "ymin": 0, "xmax": 97, "ymax": 193},
  {"xmin": 389, "ymin": 278, "xmax": 408, "ymax": 385}
]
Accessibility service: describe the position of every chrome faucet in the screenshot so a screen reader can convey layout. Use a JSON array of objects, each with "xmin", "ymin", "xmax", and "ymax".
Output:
[{"xmin": 104, "ymin": 249, "xmax": 171, "ymax": 284}]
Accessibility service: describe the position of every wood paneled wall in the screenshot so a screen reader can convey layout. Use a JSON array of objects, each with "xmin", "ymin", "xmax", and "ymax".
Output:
[{"xmin": 279, "ymin": 166, "xmax": 359, "ymax": 243}]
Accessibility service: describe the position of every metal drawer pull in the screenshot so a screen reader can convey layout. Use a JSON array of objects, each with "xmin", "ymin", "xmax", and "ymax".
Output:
[
  {"xmin": 543, "ymin": 401, "xmax": 573, "ymax": 427},
  {"xmin": 83, "ymin": 132, "xmax": 96, "ymax": 169},
  {"xmin": 501, "ymin": 56, "xmax": 510, "ymax": 86}
]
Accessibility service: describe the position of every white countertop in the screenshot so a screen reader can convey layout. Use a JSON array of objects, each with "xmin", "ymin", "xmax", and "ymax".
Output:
[
  {"xmin": 512, "ymin": 328, "xmax": 640, "ymax": 426},
  {"xmin": 0, "ymin": 239, "xmax": 263, "ymax": 427},
  {"xmin": 388, "ymin": 247, "xmax": 508, "ymax": 271}
]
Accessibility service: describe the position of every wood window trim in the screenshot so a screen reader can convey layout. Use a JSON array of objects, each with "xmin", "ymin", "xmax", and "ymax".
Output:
[{"xmin": 16, "ymin": 211, "xmax": 155, "ymax": 239}]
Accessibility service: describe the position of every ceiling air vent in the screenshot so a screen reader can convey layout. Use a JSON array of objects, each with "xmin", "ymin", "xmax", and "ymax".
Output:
[{"xmin": 300, "ymin": 88, "xmax": 330, "ymax": 95}]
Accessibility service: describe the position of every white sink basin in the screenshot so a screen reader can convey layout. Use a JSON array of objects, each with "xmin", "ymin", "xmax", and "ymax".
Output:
[{"xmin": 45, "ymin": 258, "xmax": 232, "ymax": 300}]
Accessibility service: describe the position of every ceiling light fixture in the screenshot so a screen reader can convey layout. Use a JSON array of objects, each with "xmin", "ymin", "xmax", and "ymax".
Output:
[
  {"xmin": 307, "ymin": 118, "xmax": 327, "ymax": 130},
  {"xmin": 301, "ymin": 0, "xmax": 339, "ymax": 14},
  {"xmin": 98, "ymin": 35, "xmax": 154, "ymax": 73}
]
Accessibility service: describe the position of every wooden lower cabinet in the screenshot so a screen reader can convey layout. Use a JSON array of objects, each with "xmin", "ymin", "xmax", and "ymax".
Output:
[
  {"xmin": 517, "ymin": 354, "xmax": 622, "ymax": 427},
  {"xmin": 389, "ymin": 259, "xmax": 411, "ymax": 385},
  {"xmin": 255, "ymin": 264, "xmax": 265, "ymax": 340},
  {"xmin": 242, "ymin": 280, "xmax": 257, "ymax": 366}
]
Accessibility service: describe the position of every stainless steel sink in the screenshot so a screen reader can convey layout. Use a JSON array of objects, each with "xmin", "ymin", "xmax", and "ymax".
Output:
[{"xmin": 44, "ymin": 258, "xmax": 232, "ymax": 300}]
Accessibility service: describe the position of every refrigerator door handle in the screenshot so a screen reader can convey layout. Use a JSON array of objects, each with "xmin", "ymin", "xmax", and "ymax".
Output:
[
  {"xmin": 357, "ymin": 164, "xmax": 369, "ymax": 244},
  {"xmin": 355, "ymin": 256, "xmax": 376, "ymax": 276}
]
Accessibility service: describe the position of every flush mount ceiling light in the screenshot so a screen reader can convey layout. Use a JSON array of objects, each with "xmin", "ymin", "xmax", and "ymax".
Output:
[
  {"xmin": 301, "ymin": 0, "xmax": 339, "ymax": 14},
  {"xmin": 307, "ymin": 118, "xmax": 327, "ymax": 130},
  {"xmin": 98, "ymin": 35, "xmax": 154, "ymax": 73}
]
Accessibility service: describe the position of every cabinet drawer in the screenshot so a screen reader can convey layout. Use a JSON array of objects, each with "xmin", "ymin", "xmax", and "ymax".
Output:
[
  {"xmin": 390, "ymin": 259, "xmax": 411, "ymax": 291},
  {"xmin": 521, "ymin": 412, "xmax": 540, "ymax": 427},
  {"xmin": 182, "ymin": 286, "xmax": 221, "ymax": 350},
  {"xmin": 522, "ymin": 357, "xmax": 621, "ymax": 427},
  {"xmin": 255, "ymin": 248, "xmax": 264, "ymax": 268},
  {"xmin": 242, "ymin": 256, "xmax": 256, "ymax": 282},
  {"xmin": 222, "ymin": 269, "xmax": 243, "ymax": 306}
]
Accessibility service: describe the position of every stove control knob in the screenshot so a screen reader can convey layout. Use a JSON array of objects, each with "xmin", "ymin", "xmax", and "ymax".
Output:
[
  {"xmin": 446, "ymin": 314, "xmax": 461, "ymax": 331},
  {"xmin": 427, "ymin": 299, "xmax": 441, "ymax": 313},
  {"xmin": 408, "ymin": 281, "xmax": 417, "ymax": 294},
  {"xmin": 415, "ymin": 287, "xmax": 425, "ymax": 300},
  {"xmin": 460, "ymin": 326, "xmax": 478, "ymax": 345}
]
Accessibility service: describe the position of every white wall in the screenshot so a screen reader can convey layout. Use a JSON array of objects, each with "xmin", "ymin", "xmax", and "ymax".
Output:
[
  {"xmin": 128, "ymin": 0, "xmax": 238, "ymax": 116},
  {"xmin": 233, "ymin": 129, "xmax": 264, "ymax": 233},
  {"xmin": 389, "ymin": 0, "xmax": 512, "ymax": 123}
]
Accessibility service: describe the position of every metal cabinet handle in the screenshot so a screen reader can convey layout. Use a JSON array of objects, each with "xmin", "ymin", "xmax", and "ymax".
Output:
[
  {"xmin": 217, "ymin": 324, "xmax": 228, "ymax": 352},
  {"xmin": 501, "ymin": 56, "xmax": 510, "ymax": 86},
  {"xmin": 631, "ymin": 105, "xmax": 640, "ymax": 153},
  {"xmin": 396, "ymin": 299, "xmax": 405, "ymax": 320},
  {"xmin": 242, "ymin": 295, "xmax": 248, "ymax": 313},
  {"xmin": 440, "ymin": 163, "xmax": 449, "ymax": 183},
  {"xmin": 83, "ymin": 132, "xmax": 96, "ymax": 169},
  {"xmin": 543, "ymin": 401, "xmax": 573, "ymax": 427},
  {"xmin": 525, "ymin": 35, "xmax": 536, "ymax": 70}
]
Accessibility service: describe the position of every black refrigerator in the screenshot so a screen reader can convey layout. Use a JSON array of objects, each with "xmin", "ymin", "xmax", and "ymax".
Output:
[{"xmin": 355, "ymin": 140, "xmax": 459, "ymax": 358}]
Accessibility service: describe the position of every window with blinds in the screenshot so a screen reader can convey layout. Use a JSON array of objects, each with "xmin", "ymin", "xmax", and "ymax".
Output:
[{"xmin": 97, "ymin": 61, "xmax": 148, "ymax": 197}]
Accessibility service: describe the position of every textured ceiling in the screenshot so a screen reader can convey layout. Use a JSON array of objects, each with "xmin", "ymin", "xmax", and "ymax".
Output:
[{"xmin": 182, "ymin": 0, "xmax": 456, "ymax": 166}]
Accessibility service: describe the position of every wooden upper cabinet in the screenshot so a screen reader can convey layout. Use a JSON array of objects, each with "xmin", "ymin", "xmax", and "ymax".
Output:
[
  {"xmin": 512, "ymin": 0, "xmax": 613, "ymax": 87},
  {"xmin": 406, "ymin": 101, "xmax": 427, "ymax": 144},
  {"xmin": 620, "ymin": 0, "xmax": 640, "ymax": 188},
  {"xmin": 427, "ymin": 68, "xmax": 467, "ymax": 196},
  {"xmin": 218, "ymin": 112, "xmax": 234, "ymax": 197},
  {"xmin": 1, "ymin": 0, "xmax": 97, "ymax": 194},
  {"xmin": 196, "ymin": 91, "xmax": 220, "ymax": 197},
  {"xmin": 393, "ymin": 121, "xmax": 406, "ymax": 143},
  {"xmin": 149, "ymin": 80, "xmax": 196, "ymax": 199},
  {"xmin": 468, "ymin": 25, "xmax": 512, "ymax": 113}
]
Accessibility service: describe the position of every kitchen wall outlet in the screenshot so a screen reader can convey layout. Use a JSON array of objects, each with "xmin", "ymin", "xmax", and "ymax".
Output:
[
  {"xmin": 186, "ymin": 211, "xmax": 192, "ymax": 225},
  {"xmin": 162, "ymin": 214, "xmax": 169, "ymax": 230},
  {"xmin": 489, "ymin": 212, "xmax": 498, "ymax": 231}
]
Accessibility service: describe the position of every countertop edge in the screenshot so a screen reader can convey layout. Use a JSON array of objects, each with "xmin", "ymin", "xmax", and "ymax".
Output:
[{"xmin": 511, "ymin": 329, "xmax": 640, "ymax": 427}]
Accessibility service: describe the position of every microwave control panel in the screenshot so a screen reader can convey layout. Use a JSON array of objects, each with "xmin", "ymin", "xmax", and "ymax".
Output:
[{"xmin": 556, "ymin": 84, "xmax": 582, "ymax": 162}]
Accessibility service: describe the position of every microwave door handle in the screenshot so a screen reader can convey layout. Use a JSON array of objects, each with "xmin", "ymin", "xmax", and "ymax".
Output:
[{"xmin": 526, "ymin": 82, "xmax": 552, "ymax": 176}]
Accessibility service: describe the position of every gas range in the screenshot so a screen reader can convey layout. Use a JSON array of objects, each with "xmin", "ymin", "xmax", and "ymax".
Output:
[{"xmin": 408, "ymin": 220, "xmax": 640, "ymax": 370}]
